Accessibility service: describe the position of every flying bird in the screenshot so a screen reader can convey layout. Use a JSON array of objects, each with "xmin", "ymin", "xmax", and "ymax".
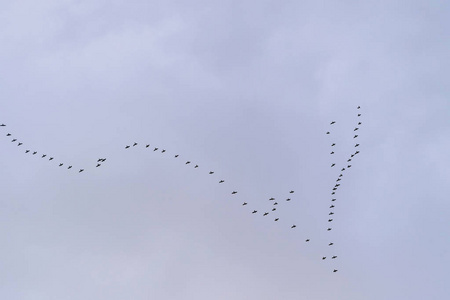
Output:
[
  {"xmin": 327, "ymin": 228, "xmax": 332, "ymax": 231},
  {"xmin": 355, "ymin": 144, "xmax": 360, "ymax": 147},
  {"xmin": 322, "ymin": 257, "xmax": 327, "ymax": 260},
  {"xmin": 79, "ymin": 169, "xmax": 84, "ymax": 173},
  {"xmin": 185, "ymin": 161, "xmax": 190, "ymax": 164},
  {"xmin": 125, "ymin": 145, "xmax": 130, "ymax": 149},
  {"xmin": 59, "ymin": 163, "xmax": 63, "ymax": 167},
  {"xmin": 68, "ymin": 166, "xmax": 72, "ymax": 169},
  {"xmin": 232, "ymin": 191, "xmax": 237, "ymax": 194},
  {"xmin": 354, "ymin": 128, "xmax": 359, "ymax": 131},
  {"xmin": 331, "ymin": 192, "xmax": 335, "ymax": 195},
  {"xmin": 153, "ymin": 148, "xmax": 158, "ymax": 151},
  {"xmin": 0, "ymin": 124, "xmax": 5, "ymax": 126},
  {"xmin": 358, "ymin": 113, "xmax": 361, "ymax": 116},
  {"xmin": 357, "ymin": 106, "xmax": 360, "ymax": 109},
  {"xmin": 291, "ymin": 225, "xmax": 297, "ymax": 229},
  {"xmin": 274, "ymin": 218, "xmax": 279, "ymax": 221},
  {"xmin": 133, "ymin": 143, "xmax": 137, "ymax": 146},
  {"xmin": 146, "ymin": 144, "xmax": 150, "ymax": 148},
  {"xmin": 242, "ymin": 202, "xmax": 247, "ymax": 206},
  {"xmin": 358, "ymin": 122, "xmax": 362, "ymax": 125},
  {"xmin": 330, "ymin": 121, "xmax": 336, "ymax": 125},
  {"xmin": 329, "ymin": 212, "xmax": 334, "ymax": 215},
  {"xmin": 11, "ymin": 139, "xmax": 17, "ymax": 142},
  {"xmin": 289, "ymin": 191, "xmax": 294, "ymax": 193},
  {"xmin": 263, "ymin": 212, "xmax": 269, "ymax": 216},
  {"xmin": 252, "ymin": 210, "xmax": 258, "ymax": 214},
  {"xmin": 341, "ymin": 168, "xmax": 345, "ymax": 171},
  {"xmin": 330, "ymin": 151, "xmax": 334, "ymax": 154},
  {"xmin": 162, "ymin": 149, "xmax": 166, "ymax": 153},
  {"xmin": 272, "ymin": 208, "xmax": 276, "ymax": 211},
  {"xmin": 25, "ymin": 150, "xmax": 30, "ymax": 153},
  {"xmin": 6, "ymin": 133, "xmax": 11, "ymax": 136},
  {"xmin": 331, "ymin": 163, "xmax": 335, "ymax": 167},
  {"xmin": 332, "ymin": 198, "xmax": 336, "ymax": 201},
  {"xmin": 219, "ymin": 180, "xmax": 224, "ymax": 183},
  {"xmin": 32, "ymin": 151, "xmax": 37, "ymax": 155},
  {"xmin": 194, "ymin": 165, "xmax": 198, "ymax": 168},
  {"xmin": 273, "ymin": 202, "xmax": 278, "ymax": 205},
  {"xmin": 42, "ymin": 154, "xmax": 47, "ymax": 158},
  {"xmin": 331, "ymin": 143, "xmax": 336, "ymax": 146},
  {"xmin": 209, "ymin": 171, "xmax": 214, "ymax": 174},
  {"xmin": 326, "ymin": 132, "xmax": 330, "ymax": 134},
  {"xmin": 336, "ymin": 178, "xmax": 341, "ymax": 182},
  {"xmin": 49, "ymin": 157, "xmax": 53, "ymax": 160},
  {"xmin": 347, "ymin": 159, "xmax": 352, "ymax": 162},
  {"xmin": 269, "ymin": 197, "xmax": 275, "ymax": 200},
  {"xmin": 353, "ymin": 135, "xmax": 358, "ymax": 138},
  {"xmin": 305, "ymin": 239, "xmax": 310, "ymax": 242},
  {"xmin": 175, "ymin": 155, "xmax": 179, "ymax": 157},
  {"xmin": 286, "ymin": 198, "xmax": 291, "ymax": 201},
  {"xmin": 329, "ymin": 243, "xmax": 334, "ymax": 246},
  {"xmin": 347, "ymin": 165, "xmax": 352, "ymax": 168},
  {"xmin": 329, "ymin": 205, "xmax": 334, "ymax": 208},
  {"xmin": 332, "ymin": 256, "xmax": 337, "ymax": 259},
  {"xmin": 333, "ymin": 269, "xmax": 338, "ymax": 273},
  {"xmin": 355, "ymin": 151, "xmax": 360, "ymax": 154},
  {"xmin": 96, "ymin": 164, "xmax": 101, "ymax": 167}
]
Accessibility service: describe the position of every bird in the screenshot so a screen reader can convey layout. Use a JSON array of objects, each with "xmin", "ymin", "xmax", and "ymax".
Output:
[
  {"xmin": 347, "ymin": 159, "xmax": 352, "ymax": 162},
  {"xmin": 332, "ymin": 198, "xmax": 336, "ymax": 201},
  {"xmin": 6, "ymin": 133, "xmax": 11, "ymax": 136},
  {"xmin": 49, "ymin": 157, "xmax": 54, "ymax": 160},
  {"xmin": 351, "ymin": 154, "xmax": 354, "ymax": 157},
  {"xmin": 354, "ymin": 127, "xmax": 359, "ymax": 131},
  {"xmin": 79, "ymin": 169, "xmax": 84, "ymax": 173},
  {"xmin": 68, "ymin": 166, "xmax": 72, "ymax": 169},
  {"xmin": 42, "ymin": 154, "xmax": 46, "ymax": 158},
  {"xmin": 219, "ymin": 180, "xmax": 224, "ymax": 183},
  {"xmin": 355, "ymin": 144, "xmax": 359, "ymax": 147},
  {"xmin": 17, "ymin": 142, "xmax": 22, "ymax": 146},
  {"xmin": 322, "ymin": 257, "xmax": 327, "ymax": 260},
  {"xmin": 252, "ymin": 210, "xmax": 258, "ymax": 214},
  {"xmin": 263, "ymin": 212, "xmax": 269, "ymax": 216},
  {"xmin": 209, "ymin": 171, "xmax": 214, "ymax": 174},
  {"xmin": 242, "ymin": 202, "xmax": 247, "ymax": 206},
  {"xmin": 326, "ymin": 131, "xmax": 330, "ymax": 134},
  {"xmin": 286, "ymin": 198, "xmax": 291, "ymax": 201},
  {"xmin": 333, "ymin": 269, "xmax": 338, "ymax": 273},
  {"xmin": 289, "ymin": 191, "xmax": 294, "ymax": 193},
  {"xmin": 146, "ymin": 144, "xmax": 150, "ymax": 148},
  {"xmin": 125, "ymin": 145, "xmax": 130, "ymax": 149},
  {"xmin": 353, "ymin": 135, "xmax": 358, "ymax": 138},
  {"xmin": 336, "ymin": 178, "xmax": 341, "ymax": 181},
  {"xmin": 194, "ymin": 165, "xmax": 198, "ymax": 168},
  {"xmin": 274, "ymin": 218, "xmax": 279, "ymax": 221},
  {"xmin": 185, "ymin": 161, "xmax": 190, "ymax": 164},
  {"xmin": 332, "ymin": 188, "xmax": 337, "ymax": 191},
  {"xmin": 0, "ymin": 124, "xmax": 5, "ymax": 126},
  {"xmin": 329, "ymin": 212, "xmax": 334, "ymax": 215},
  {"xmin": 269, "ymin": 197, "xmax": 275, "ymax": 200},
  {"xmin": 11, "ymin": 139, "xmax": 17, "ymax": 142},
  {"xmin": 291, "ymin": 225, "xmax": 297, "ymax": 229},
  {"xmin": 272, "ymin": 208, "xmax": 276, "ymax": 211},
  {"xmin": 162, "ymin": 149, "xmax": 166, "ymax": 153},
  {"xmin": 305, "ymin": 239, "xmax": 310, "ymax": 242},
  {"xmin": 232, "ymin": 191, "xmax": 237, "ymax": 194},
  {"xmin": 101, "ymin": 158, "xmax": 106, "ymax": 162},
  {"xmin": 331, "ymin": 192, "xmax": 335, "ymax": 195},
  {"xmin": 341, "ymin": 168, "xmax": 345, "ymax": 171},
  {"xmin": 347, "ymin": 165, "xmax": 352, "ymax": 168},
  {"xmin": 96, "ymin": 164, "xmax": 101, "ymax": 167},
  {"xmin": 358, "ymin": 113, "xmax": 361, "ymax": 116},
  {"xmin": 330, "ymin": 121, "xmax": 336, "ymax": 125},
  {"xmin": 331, "ymin": 163, "xmax": 335, "ymax": 167},
  {"xmin": 273, "ymin": 202, "xmax": 278, "ymax": 205},
  {"xmin": 357, "ymin": 106, "xmax": 360, "ymax": 109},
  {"xmin": 330, "ymin": 151, "xmax": 334, "ymax": 154},
  {"xmin": 175, "ymin": 155, "xmax": 179, "ymax": 157},
  {"xmin": 59, "ymin": 163, "xmax": 63, "ymax": 167},
  {"xmin": 327, "ymin": 228, "xmax": 332, "ymax": 231},
  {"xmin": 331, "ymin": 143, "xmax": 336, "ymax": 146},
  {"xmin": 133, "ymin": 142, "xmax": 137, "ymax": 146},
  {"xmin": 329, "ymin": 205, "xmax": 334, "ymax": 208},
  {"xmin": 358, "ymin": 122, "xmax": 362, "ymax": 125},
  {"xmin": 25, "ymin": 150, "xmax": 30, "ymax": 153},
  {"xmin": 332, "ymin": 256, "xmax": 337, "ymax": 259},
  {"xmin": 153, "ymin": 148, "xmax": 158, "ymax": 151},
  {"xmin": 97, "ymin": 159, "xmax": 102, "ymax": 162},
  {"xmin": 335, "ymin": 184, "xmax": 340, "ymax": 187},
  {"xmin": 355, "ymin": 151, "xmax": 360, "ymax": 154},
  {"xmin": 32, "ymin": 151, "xmax": 37, "ymax": 155},
  {"xmin": 329, "ymin": 243, "xmax": 334, "ymax": 246}
]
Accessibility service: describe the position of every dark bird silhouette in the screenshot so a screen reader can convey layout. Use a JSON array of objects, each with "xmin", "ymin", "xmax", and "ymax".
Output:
[
  {"xmin": 331, "ymin": 143, "xmax": 336, "ymax": 146},
  {"xmin": 79, "ymin": 169, "xmax": 84, "ymax": 173},
  {"xmin": 355, "ymin": 144, "xmax": 359, "ymax": 147},
  {"xmin": 286, "ymin": 198, "xmax": 291, "ymax": 201},
  {"xmin": 333, "ymin": 269, "xmax": 338, "ymax": 272},
  {"xmin": 330, "ymin": 151, "xmax": 334, "ymax": 154},
  {"xmin": 330, "ymin": 121, "xmax": 336, "ymax": 125},
  {"xmin": 59, "ymin": 163, "xmax": 63, "ymax": 167},
  {"xmin": 125, "ymin": 145, "xmax": 130, "ymax": 149},
  {"xmin": 332, "ymin": 188, "xmax": 337, "ymax": 191},
  {"xmin": 358, "ymin": 122, "xmax": 361, "ymax": 125},
  {"xmin": 347, "ymin": 165, "xmax": 352, "ymax": 168},
  {"xmin": 185, "ymin": 161, "xmax": 190, "ymax": 164},
  {"xmin": 101, "ymin": 159, "xmax": 106, "ymax": 162},
  {"xmin": 331, "ymin": 163, "xmax": 335, "ymax": 167},
  {"xmin": 329, "ymin": 212, "xmax": 334, "ymax": 215},
  {"xmin": 274, "ymin": 218, "xmax": 279, "ymax": 221},
  {"xmin": 326, "ymin": 132, "xmax": 330, "ymax": 134},
  {"xmin": 327, "ymin": 228, "xmax": 332, "ymax": 231},
  {"xmin": 219, "ymin": 180, "xmax": 224, "ymax": 183},
  {"xmin": 49, "ymin": 157, "xmax": 53, "ymax": 160},
  {"xmin": 331, "ymin": 192, "xmax": 335, "ymax": 195},
  {"xmin": 341, "ymin": 168, "xmax": 345, "ymax": 171},
  {"xmin": 273, "ymin": 202, "xmax": 278, "ymax": 205},
  {"xmin": 330, "ymin": 205, "xmax": 334, "ymax": 208},
  {"xmin": 263, "ymin": 212, "xmax": 269, "ymax": 216},
  {"xmin": 322, "ymin": 257, "xmax": 326, "ymax": 260},
  {"xmin": 175, "ymin": 155, "xmax": 179, "ymax": 157},
  {"xmin": 6, "ymin": 133, "xmax": 11, "ymax": 136},
  {"xmin": 335, "ymin": 184, "xmax": 340, "ymax": 187},
  {"xmin": 351, "ymin": 154, "xmax": 354, "ymax": 157},
  {"xmin": 358, "ymin": 113, "xmax": 361, "ymax": 116},
  {"xmin": 68, "ymin": 166, "xmax": 72, "ymax": 169},
  {"xmin": 289, "ymin": 191, "xmax": 294, "ymax": 193},
  {"xmin": 25, "ymin": 150, "xmax": 30, "ymax": 153},
  {"xmin": 332, "ymin": 198, "xmax": 336, "ymax": 201},
  {"xmin": 194, "ymin": 165, "xmax": 198, "ymax": 168},
  {"xmin": 162, "ymin": 149, "xmax": 166, "ymax": 153},
  {"xmin": 306, "ymin": 239, "xmax": 310, "ymax": 242},
  {"xmin": 272, "ymin": 208, "xmax": 276, "ymax": 211},
  {"xmin": 209, "ymin": 171, "xmax": 214, "ymax": 174},
  {"xmin": 232, "ymin": 191, "xmax": 237, "ymax": 194},
  {"xmin": 354, "ymin": 127, "xmax": 359, "ymax": 131},
  {"xmin": 0, "ymin": 124, "xmax": 5, "ymax": 126},
  {"xmin": 146, "ymin": 144, "xmax": 150, "ymax": 148},
  {"xmin": 153, "ymin": 148, "xmax": 158, "ymax": 151},
  {"xmin": 252, "ymin": 210, "xmax": 258, "ymax": 214},
  {"xmin": 269, "ymin": 197, "xmax": 275, "ymax": 200},
  {"xmin": 242, "ymin": 202, "xmax": 247, "ymax": 206},
  {"xmin": 96, "ymin": 164, "xmax": 101, "ymax": 167},
  {"xmin": 357, "ymin": 106, "xmax": 360, "ymax": 109},
  {"xmin": 353, "ymin": 135, "xmax": 358, "ymax": 138},
  {"xmin": 97, "ymin": 159, "xmax": 102, "ymax": 162},
  {"xmin": 42, "ymin": 154, "xmax": 47, "ymax": 158},
  {"xmin": 329, "ymin": 243, "xmax": 334, "ymax": 246},
  {"xmin": 291, "ymin": 225, "xmax": 297, "ymax": 229},
  {"xmin": 347, "ymin": 159, "xmax": 352, "ymax": 162},
  {"xmin": 332, "ymin": 256, "xmax": 337, "ymax": 259},
  {"xmin": 11, "ymin": 139, "xmax": 17, "ymax": 142},
  {"xmin": 336, "ymin": 178, "xmax": 341, "ymax": 182},
  {"xmin": 355, "ymin": 151, "xmax": 360, "ymax": 154},
  {"xmin": 133, "ymin": 143, "xmax": 137, "ymax": 146},
  {"xmin": 33, "ymin": 151, "xmax": 37, "ymax": 155}
]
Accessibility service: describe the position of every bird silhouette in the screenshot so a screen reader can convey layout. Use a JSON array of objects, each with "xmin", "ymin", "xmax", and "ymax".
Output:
[
  {"xmin": 289, "ymin": 191, "xmax": 294, "ymax": 193},
  {"xmin": 125, "ymin": 145, "xmax": 130, "ymax": 149},
  {"xmin": 79, "ymin": 169, "xmax": 84, "ymax": 173},
  {"xmin": 153, "ymin": 148, "xmax": 158, "ymax": 151},
  {"xmin": 357, "ymin": 106, "xmax": 360, "ymax": 109},
  {"xmin": 331, "ymin": 143, "xmax": 336, "ymax": 146},
  {"xmin": 347, "ymin": 159, "xmax": 352, "ymax": 162},
  {"xmin": 322, "ymin": 257, "xmax": 327, "ymax": 260},
  {"xmin": 162, "ymin": 149, "xmax": 166, "ymax": 153},
  {"xmin": 97, "ymin": 159, "xmax": 102, "ymax": 162},
  {"xmin": 59, "ymin": 163, "xmax": 63, "ymax": 167},
  {"xmin": 353, "ymin": 135, "xmax": 358, "ymax": 138},
  {"xmin": 336, "ymin": 178, "xmax": 341, "ymax": 182},
  {"xmin": 331, "ymin": 163, "xmax": 335, "ymax": 167},
  {"xmin": 49, "ymin": 157, "xmax": 53, "ymax": 160},
  {"xmin": 332, "ymin": 256, "xmax": 337, "ymax": 259},
  {"xmin": 355, "ymin": 151, "xmax": 360, "ymax": 154},
  {"xmin": 291, "ymin": 225, "xmax": 296, "ymax": 229},
  {"xmin": 6, "ymin": 133, "xmax": 11, "ymax": 136},
  {"xmin": 341, "ymin": 168, "xmax": 345, "ymax": 171},
  {"xmin": 355, "ymin": 144, "xmax": 359, "ymax": 147},
  {"xmin": 274, "ymin": 218, "xmax": 279, "ymax": 221},
  {"xmin": 331, "ymin": 192, "xmax": 335, "ymax": 195},
  {"xmin": 242, "ymin": 202, "xmax": 247, "ymax": 206},
  {"xmin": 272, "ymin": 208, "xmax": 276, "ymax": 211},
  {"xmin": 252, "ymin": 210, "xmax": 257, "ymax": 214},
  {"xmin": 326, "ymin": 132, "xmax": 330, "ymax": 134},
  {"xmin": 329, "ymin": 243, "xmax": 334, "ymax": 246},
  {"xmin": 358, "ymin": 113, "xmax": 361, "ymax": 116},
  {"xmin": 33, "ymin": 151, "xmax": 37, "ymax": 155},
  {"xmin": 347, "ymin": 165, "xmax": 352, "ymax": 168},
  {"xmin": 133, "ymin": 143, "xmax": 137, "ymax": 146},
  {"xmin": 305, "ymin": 239, "xmax": 310, "ymax": 242},
  {"xmin": 286, "ymin": 198, "xmax": 291, "ymax": 201},
  {"xmin": 209, "ymin": 171, "xmax": 214, "ymax": 174},
  {"xmin": 25, "ymin": 150, "xmax": 30, "ymax": 153},
  {"xmin": 0, "ymin": 124, "xmax": 5, "ymax": 126},
  {"xmin": 330, "ymin": 121, "xmax": 336, "ymax": 125},
  {"xmin": 219, "ymin": 180, "xmax": 224, "ymax": 183},
  {"xmin": 327, "ymin": 228, "xmax": 332, "ymax": 231},
  {"xmin": 333, "ymin": 269, "xmax": 338, "ymax": 273},
  {"xmin": 330, "ymin": 151, "xmax": 334, "ymax": 154},
  {"xmin": 232, "ymin": 191, "xmax": 237, "ymax": 194},
  {"xmin": 146, "ymin": 144, "xmax": 150, "ymax": 148},
  {"xmin": 185, "ymin": 161, "xmax": 190, "ymax": 164},
  {"xmin": 354, "ymin": 128, "xmax": 359, "ymax": 131},
  {"xmin": 17, "ymin": 142, "xmax": 22, "ymax": 146},
  {"xmin": 358, "ymin": 122, "xmax": 361, "ymax": 125},
  {"xmin": 96, "ymin": 164, "xmax": 101, "ymax": 167},
  {"xmin": 269, "ymin": 197, "xmax": 275, "ymax": 200},
  {"xmin": 175, "ymin": 155, "xmax": 179, "ymax": 157},
  {"xmin": 68, "ymin": 166, "xmax": 72, "ymax": 169},
  {"xmin": 329, "ymin": 205, "xmax": 334, "ymax": 208},
  {"xmin": 42, "ymin": 154, "xmax": 46, "ymax": 158},
  {"xmin": 329, "ymin": 212, "xmax": 334, "ymax": 215},
  {"xmin": 332, "ymin": 198, "xmax": 336, "ymax": 201},
  {"xmin": 273, "ymin": 202, "xmax": 278, "ymax": 205},
  {"xmin": 263, "ymin": 212, "xmax": 269, "ymax": 216},
  {"xmin": 11, "ymin": 139, "xmax": 17, "ymax": 142},
  {"xmin": 194, "ymin": 165, "xmax": 198, "ymax": 168}
]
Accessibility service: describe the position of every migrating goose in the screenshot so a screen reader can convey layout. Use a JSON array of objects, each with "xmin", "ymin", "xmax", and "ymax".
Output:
[
  {"xmin": 0, "ymin": 124, "xmax": 5, "ymax": 126},
  {"xmin": 330, "ymin": 151, "xmax": 334, "ymax": 154},
  {"xmin": 97, "ymin": 159, "xmax": 102, "ymax": 162},
  {"xmin": 329, "ymin": 205, "xmax": 334, "ymax": 208},
  {"xmin": 194, "ymin": 165, "xmax": 198, "ymax": 168},
  {"xmin": 329, "ymin": 242, "xmax": 334, "ymax": 246},
  {"xmin": 185, "ymin": 161, "xmax": 191, "ymax": 164},
  {"xmin": 79, "ymin": 169, "xmax": 84, "ymax": 173},
  {"xmin": 286, "ymin": 198, "xmax": 291, "ymax": 201},
  {"xmin": 332, "ymin": 187, "xmax": 337, "ymax": 191},
  {"xmin": 355, "ymin": 144, "xmax": 359, "ymax": 147},
  {"xmin": 326, "ymin": 132, "xmax": 330, "ymax": 134},
  {"xmin": 175, "ymin": 154, "xmax": 179, "ymax": 157},
  {"xmin": 341, "ymin": 168, "xmax": 345, "ymax": 171},
  {"xmin": 11, "ymin": 139, "xmax": 17, "ymax": 142},
  {"xmin": 133, "ymin": 143, "xmax": 137, "ymax": 146},
  {"xmin": 153, "ymin": 148, "xmax": 158, "ymax": 151},
  {"xmin": 333, "ymin": 269, "xmax": 338, "ymax": 273},
  {"xmin": 327, "ymin": 228, "xmax": 332, "ymax": 231},
  {"xmin": 209, "ymin": 171, "xmax": 214, "ymax": 174},
  {"xmin": 162, "ymin": 149, "xmax": 166, "ymax": 153},
  {"xmin": 242, "ymin": 202, "xmax": 247, "ymax": 206},
  {"xmin": 6, "ymin": 133, "xmax": 11, "ymax": 136},
  {"xmin": 358, "ymin": 113, "xmax": 361, "ymax": 116},
  {"xmin": 125, "ymin": 145, "xmax": 130, "ymax": 149},
  {"xmin": 336, "ymin": 178, "xmax": 341, "ymax": 181},
  {"xmin": 96, "ymin": 164, "xmax": 101, "ymax": 167},
  {"xmin": 252, "ymin": 210, "xmax": 258, "ymax": 214},
  {"xmin": 291, "ymin": 225, "xmax": 297, "ymax": 229},
  {"xmin": 273, "ymin": 202, "xmax": 278, "ymax": 205},
  {"xmin": 347, "ymin": 159, "xmax": 352, "ymax": 162},
  {"xmin": 335, "ymin": 184, "xmax": 340, "ymax": 187},
  {"xmin": 330, "ymin": 121, "xmax": 336, "ymax": 125},
  {"xmin": 272, "ymin": 208, "xmax": 276, "ymax": 211},
  {"xmin": 25, "ymin": 150, "xmax": 30, "ymax": 153},
  {"xmin": 269, "ymin": 197, "xmax": 275, "ymax": 200},
  {"xmin": 329, "ymin": 212, "xmax": 334, "ymax": 215},
  {"xmin": 322, "ymin": 257, "xmax": 327, "ymax": 260},
  {"xmin": 351, "ymin": 154, "xmax": 354, "ymax": 157},
  {"xmin": 49, "ymin": 157, "xmax": 54, "ymax": 160},
  {"xmin": 263, "ymin": 212, "xmax": 269, "ymax": 216},
  {"xmin": 358, "ymin": 122, "xmax": 361, "ymax": 125},
  {"xmin": 305, "ymin": 239, "xmax": 310, "ymax": 242},
  {"xmin": 357, "ymin": 106, "xmax": 360, "ymax": 109},
  {"xmin": 332, "ymin": 256, "xmax": 337, "ymax": 259},
  {"xmin": 68, "ymin": 166, "xmax": 72, "ymax": 169},
  {"xmin": 331, "ymin": 143, "xmax": 336, "ymax": 146},
  {"xmin": 332, "ymin": 198, "xmax": 336, "ymax": 201},
  {"xmin": 347, "ymin": 165, "xmax": 352, "ymax": 168},
  {"xmin": 274, "ymin": 218, "xmax": 279, "ymax": 221},
  {"xmin": 331, "ymin": 192, "xmax": 335, "ymax": 195},
  {"xmin": 42, "ymin": 154, "xmax": 47, "ymax": 158},
  {"xmin": 232, "ymin": 191, "xmax": 237, "ymax": 194},
  {"xmin": 355, "ymin": 151, "xmax": 360, "ymax": 154},
  {"xmin": 219, "ymin": 180, "xmax": 224, "ymax": 183},
  {"xmin": 59, "ymin": 163, "xmax": 63, "ymax": 167},
  {"xmin": 353, "ymin": 135, "xmax": 358, "ymax": 138},
  {"xmin": 354, "ymin": 128, "xmax": 359, "ymax": 131},
  {"xmin": 289, "ymin": 191, "xmax": 294, "ymax": 193},
  {"xmin": 146, "ymin": 144, "xmax": 150, "ymax": 148},
  {"xmin": 33, "ymin": 151, "xmax": 37, "ymax": 155}
]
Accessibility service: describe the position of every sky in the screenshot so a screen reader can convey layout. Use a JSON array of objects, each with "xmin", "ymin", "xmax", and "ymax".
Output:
[{"xmin": 1, "ymin": 1, "xmax": 450, "ymax": 299}]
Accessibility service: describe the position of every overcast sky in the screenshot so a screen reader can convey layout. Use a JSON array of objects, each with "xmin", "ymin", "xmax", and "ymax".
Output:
[{"xmin": 1, "ymin": 1, "xmax": 450, "ymax": 299}]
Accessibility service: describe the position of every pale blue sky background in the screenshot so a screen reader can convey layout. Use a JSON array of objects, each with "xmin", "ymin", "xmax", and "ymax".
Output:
[{"xmin": 1, "ymin": 1, "xmax": 449, "ymax": 299}]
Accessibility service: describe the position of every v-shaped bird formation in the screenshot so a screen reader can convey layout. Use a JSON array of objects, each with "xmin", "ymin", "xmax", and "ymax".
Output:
[{"xmin": 1, "ymin": 106, "xmax": 363, "ymax": 273}]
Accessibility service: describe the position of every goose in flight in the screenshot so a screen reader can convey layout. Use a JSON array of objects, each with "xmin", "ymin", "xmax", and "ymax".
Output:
[
  {"xmin": 125, "ymin": 145, "xmax": 130, "ymax": 149},
  {"xmin": 269, "ymin": 197, "xmax": 275, "ymax": 201},
  {"xmin": 327, "ymin": 228, "xmax": 332, "ymax": 231},
  {"xmin": 358, "ymin": 122, "xmax": 361, "ymax": 125},
  {"xmin": 96, "ymin": 164, "xmax": 101, "ymax": 167},
  {"xmin": 347, "ymin": 159, "xmax": 352, "ymax": 162},
  {"xmin": 333, "ymin": 269, "xmax": 338, "ymax": 273},
  {"xmin": 332, "ymin": 256, "xmax": 337, "ymax": 259},
  {"xmin": 329, "ymin": 205, "xmax": 334, "ymax": 208},
  {"xmin": 42, "ymin": 154, "xmax": 47, "ymax": 158},
  {"xmin": 354, "ymin": 127, "xmax": 359, "ymax": 131},
  {"xmin": 59, "ymin": 163, "xmax": 63, "ymax": 167},
  {"xmin": 97, "ymin": 159, "xmax": 102, "ymax": 162},
  {"xmin": 185, "ymin": 161, "xmax": 191, "ymax": 164},
  {"xmin": 272, "ymin": 208, "xmax": 276, "ymax": 211},
  {"xmin": 219, "ymin": 180, "xmax": 224, "ymax": 183},
  {"xmin": 79, "ymin": 169, "xmax": 84, "ymax": 173},
  {"xmin": 252, "ymin": 210, "xmax": 258, "ymax": 214},
  {"xmin": 326, "ymin": 131, "xmax": 330, "ymax": 134},
  {"xmin": 49, "ymin": 157, "xmax": 54, "ymax": 160},
  {"xmin": 11, "ymin": 139, "xmax": 17, "ymax": 142},
  {"xmin": 175, "ymin": 154, "xmax": 179, "ymax": 157},
  {"xmin": 274, "ymin": 218, "xmax": 279, "ymax": 221},
  {"xmin": 242, "ymin": 202, "xmax": 247, "ymax": 206},
  {"xmin": 329, "ymin": 242, "xmax": 334, "ymax": 246},
  {"xmin": 353, "ymin": 135, "xmax": 358, "ymax": 138},
  {"xmin": 329, "ymin": 212, "xmax": 334, "ymax": 215},
  {"xmin": 68, "ymin": 166, "xmax": 72, "ymax": 169},
  {"xmin": 194, "ymin": 165, "xmax": 198, "ymax": 168},
  {"xmin": 336, "ymin": 178, "xmax": 341, "ymax": 182},
  {"xmin": 286, "ymin": 198, "xmax": 291, "ymax": 201},
  {"xmin": 330, "ymin": 151, "xmax": 334, "ymax": 154},
  {"xmin": 330, "ymin": 121, "xmax": 336, "ymax": 125},
  {"xmin": 17, "ymin": 142, "xmax": 23, "ymax": 146},
  {"xmin": 355, "ymin": 151, "xmax": 360, "ymax": 154},
  {"xmin": 273, "ymin": 202, "xmax": 278, "ymax": 205},
  {"xmin": 332, "ymin": 198, "xmax": 336, "ymax": 201},
  {"xmin": 209, "ymin": 171, "xmax": 214, "ymax": 174},
  {"xmin": 331, "ymin": 192, "xmax": 335, "ymax": 195},
  {"xmin": 347, "ymin": 165, "xmax": 352, "ymax": 168},
  {"xmin": 291, "ymin": 225, "xmax": 297, "ymax": 229},
  {"xmin": 133, "ymin": 142, "xmax": 137, "ymax": 146},
  {"xmin": 331, "ymin": 143, "xmax": 336, "ymax": 146},
  {"xmin": 357, "ymin": 106, "xmax": 360, "ymax": 109},
  {"xmin": 25, "ymin": 150, "xmax": 30, "ymax": 153},
  {"xmin": 358, "ymin": 113, "xmax": 361, "ymax": 116},
  {"xmin": 0, "ymin": 124, "xmax": 5, "ymax": 126},
  {"xmin": 332, "ymin": 187, "xmax": 337, "ymax": 191},
  {"xmin": 322, "ymin": 257, "xmax": 327, "ymax": 260},
  {"xmin": 33, "ymin": 151, "xmax": 37, "ymax": 155},
  {"xmin": 289, "ymin": 191, "xmax": 294, "ymax": 193},
  {"xmin": 305, "ymin": 239, "xmax": 310, "ymax": 242},
  {"xmin": 335, "ymin": 184, "xmax": 340, "ymax": 187},
  {"xmin": 341, "ymin": 168, "xmax": 345, "ymax": 171},
  {"xmin": 146, "ymin": 144, "xmax": 150, "ymax": 148},
  {"xmin": 355, "ymin": 144, "xmax": 359, "ymax": 147},
  {"xmin": 162, "ymin": 149, "xmax": 166, "ymax": 153},
  {"xmin": 331, "ymin": 163, "xmax": 335, "ymax": 167},
  {"xmin": 232, "ymin": 191, "xmax": 237, "ymax": 194},
  {"xmin": 153, "ymin": 148, "xmax": 158, "ymax": 151},
  {"xmin": 263, "ymin": 212, "xmax": 269, "ymax": 216},
  {"xmin": 6, "ymin": 133, "xmax": 11, "ymax": 136},
  {"xmin": 351, "ymin": 154, "xmax": 354, "ymax": 157}
]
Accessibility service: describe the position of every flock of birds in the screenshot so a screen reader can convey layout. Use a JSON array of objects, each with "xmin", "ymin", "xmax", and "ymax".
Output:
[{"xmin": 1, "ymin": 106, "xmax": 363, "ymax": 274}]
